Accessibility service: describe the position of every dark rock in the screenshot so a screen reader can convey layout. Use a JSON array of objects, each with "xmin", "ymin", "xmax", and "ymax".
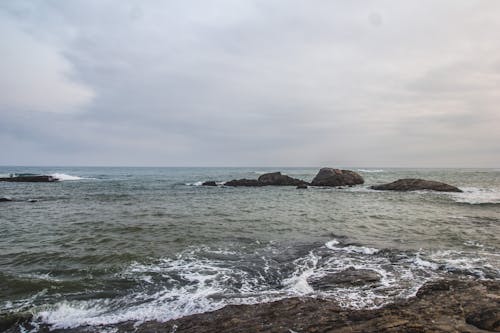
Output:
[
  {"xmin": 0, "ymin": 197, "xmax": 13, "ymax": 202},
  {"xmin": 371, "ymin": 178, "xmax": 462, "ymax": 192},
  {"xmin": 202, "ymin": 181, "xmax": 217, "ymax": 186},
  {"xmin": 296, "ymin": 184, "xmax": 308, "ymax": 189},
  {"xmin": 27, "ymin": 199, "xmax": 38, "ymax": 203},
  {"xmin": 224, "ymin": 179, "xmax": 264, "ymax": 187},
  {"xmin": 0, "ymin": 175, "xmax": 58, "ymax": 182},
  {"xmin": 466, "ymin": 306, "xmax": 500, "ymax": 331},
  {"xmin": 257, "ymin": 172, "xmax": 308, "ymax": 186},
  {"xmin": 0, "ymin": 312, "xmax": 32, "ymax": 332},
  {"xmin": 308, "ymin": 267, "xmax": 381, "ymax": 289},
  {"xmin": 225, "ymin": 172, "xmax": 308, "ymax": 187},
  {"xmin": 311, "ymin": 168, "xmax": 364, "ymax": 187}
]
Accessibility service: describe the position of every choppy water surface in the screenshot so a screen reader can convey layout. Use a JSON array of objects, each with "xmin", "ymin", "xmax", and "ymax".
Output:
[{"xmin": 0, "ymin": 167, "xmax": 499, "ymax": 329}]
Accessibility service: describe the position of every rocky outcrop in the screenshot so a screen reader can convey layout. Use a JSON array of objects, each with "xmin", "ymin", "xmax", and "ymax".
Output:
[
  {"xmin": 308, "ymin": 267, "xmax": 381, "ymax": 289},
  {"xmin": 202, "ymin": 181, "xmax": 217, "ymax": 186},
  {"xmin": 311, "ymin": 168, "xmax": 364, "ymax": 187},
  {"xmin": 8, "ymin": 279, "xmax": 499, "ymax": 333},
  {"xmin": 0, "ymin": 197, "xmax": 13, "ymax": 202},
  {"xmin": 225, "ymin": 172, "xmax": 308, "ymax": 187},
  {"xmin": 257, "ymin": 172, "xmax": 308, "ymax": 186},
  {"xmin": 224, "ymin": 179, "xmax": 264, "ymax": 187},
  {"xmin": 0, "ymin": 175, "xmax": 58, "ymax": 182},
  {"xmin": 371, "ymin": 178, "xmax": 462, "ymax": 192}
]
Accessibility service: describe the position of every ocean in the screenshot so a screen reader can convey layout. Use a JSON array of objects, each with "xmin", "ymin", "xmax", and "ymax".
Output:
[{"xmin": 0, "ymin": 167, "xmax": 499, "ymax": 330}]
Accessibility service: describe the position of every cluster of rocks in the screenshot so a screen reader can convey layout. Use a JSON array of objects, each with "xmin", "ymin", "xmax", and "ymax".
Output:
[
  {"xmin": 201, "ymin": 168, "xmax": 462, "ymax": 192},
  {"xmin": 7, "ymin": 279, "xmax": 497, "ymax": 332},
  {"xmin": 203, "ymin": 168, "xmax": 365, "ymax": 189}
]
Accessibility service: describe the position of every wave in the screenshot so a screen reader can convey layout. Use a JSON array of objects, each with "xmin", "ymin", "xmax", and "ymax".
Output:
[
  {"xmin": 185, "ymin": 181, "xmax": 226, "ymax": 186},
  {"xmin": 357, "ymin": 169, "xmax": 384, "ymax": 173},
  {"xmin": 450, "ymin": 187, "xmax": 500, "ymax": 204},
  {"xmin": 27, "ymin": 242, "xmax": 499, "ymax": 330},
  {"xmin": 50, "ymin": 173, "xmax": 86, "ymax": 181},
  {"xmin": 185, "ymin": 181, "xmax": 203, "ymax": 186}
]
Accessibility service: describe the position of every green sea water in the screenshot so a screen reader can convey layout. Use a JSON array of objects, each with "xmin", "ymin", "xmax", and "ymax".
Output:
[{"xmin": 0, "ymin": 167, "xmax": 499, "ymax": 329}]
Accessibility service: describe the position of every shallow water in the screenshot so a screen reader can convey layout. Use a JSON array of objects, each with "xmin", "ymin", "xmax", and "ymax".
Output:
[{"xmin": 0, "ymin": 167, "xmax": 499, "ymax": 329}]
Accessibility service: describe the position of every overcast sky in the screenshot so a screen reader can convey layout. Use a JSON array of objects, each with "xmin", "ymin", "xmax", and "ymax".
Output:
[{"xmin": 1, "ymin": 1, "xmax": 499, "ymax": 167}]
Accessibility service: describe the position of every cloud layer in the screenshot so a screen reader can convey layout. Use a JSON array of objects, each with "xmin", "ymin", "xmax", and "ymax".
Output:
[{"xmin": 1, "ymin": 0, "xmax": 499, "ymax": 167}]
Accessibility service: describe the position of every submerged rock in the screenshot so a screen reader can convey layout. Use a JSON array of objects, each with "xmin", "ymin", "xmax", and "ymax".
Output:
[
  {"xmin": 225, "ymin": 172, "xmax": 308, "ymax": 187},
  {"xmin": 296, "ymin": 184, "xmax": 308, "ymax": 189},
  {"xmin": 308, "ymin": 267, "xmax": 381, "ymax": 289},
  {"xmin": 311, "ymin": 168, "xmax": 364, "ymax": 187},
  {"xmin": 371, "ymin": 178, "xmax": 462, "ymax": 192},
  {"xmin": 0, "ymin": 197, "xmax": 13, "ymax": 202},
  {"xmin": 202, "ymin": 181, "xmax": 218, "ymax": 186}
]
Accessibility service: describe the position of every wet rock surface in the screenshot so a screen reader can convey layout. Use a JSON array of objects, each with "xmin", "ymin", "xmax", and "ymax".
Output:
[
  {"xmin": 0, "ymin": 197, "xmax": 13, "ymax": 202},
  {"xmin": 308, "ymin": 267, "xmax": 381, "ymax": 289},
  {"xmin": 14, "ymin": 279, "xmax": 499, "ymax": 333},
  {"xmin": 371, "ymin": 178, "xmax": 462, "ymax": 192},
  {"xmin": 201, "ymin": 181, "xmax": 217, "ymax": 186},
  {"xmin": 311, "ymin": 168, "xmax": 364, "ymax": 187}
]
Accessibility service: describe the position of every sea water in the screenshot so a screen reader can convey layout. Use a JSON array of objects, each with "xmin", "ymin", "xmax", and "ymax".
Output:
[{"xmin": 0, "ymin": 167, "xmax": 499, "ymax": 329}]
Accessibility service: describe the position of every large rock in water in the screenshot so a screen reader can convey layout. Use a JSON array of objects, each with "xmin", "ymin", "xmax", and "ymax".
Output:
[
  {"xmin": 310, "ymin": 168, "xmax": 364, "ymax": 187},
  {"xmin": 225, "ymin": 172, "xmax": 308, "ymax": 187},
  {"xmin": 224, "ymin": 179, "xmax": 264, "ymax": 187},
  {"xmin": 371, "ymin": 178, "xmax": 462, "ymax": 192},
  {"xmin": 257, "ymin": 172, "xmax": 308, "ymax": 186}
]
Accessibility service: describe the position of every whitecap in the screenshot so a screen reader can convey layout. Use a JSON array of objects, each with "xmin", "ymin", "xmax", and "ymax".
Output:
[
  {"xmin": 185, "ymin": 181, "xmax": 203, "ymax": 186},
  {"xmin": 50, "ymin": 173, "xmax": 84, "ymax": 181},
  {"xmin": 325, "ymin": 239, "xmax": 379, "ymax": 255},
  {"xmin": 357, "ymin": 169, "xmax": 384, "ymax": 173}
]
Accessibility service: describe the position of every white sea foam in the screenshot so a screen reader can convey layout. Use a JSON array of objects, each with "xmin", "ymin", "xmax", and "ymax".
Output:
[
  {"xmin": 281, "ymin": 252, "xmax": 319, "ymax": 294},
  {"xmin": 185, "ymin": 181, "xmax": 203, "ymax": 186},
  {"xmin": 325, "ymin": 239, "xmax": 379, "ymax": 255},
  {"xmin": 357, "ymin": 169, "xmax": 384, "ymax": 173},
  {"xmin": 30, "ymin": 245, "xmax": 498, "ymax": 329},
  {"xmin": 450, "ymin": 187, "xmax": 500, "ymax": 204},
  {"xmin": 50, "ymin": 173, "xmax": 85, "ymax": 181}
]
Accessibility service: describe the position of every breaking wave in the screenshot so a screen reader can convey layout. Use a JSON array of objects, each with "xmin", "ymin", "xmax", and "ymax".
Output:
[
  {"xmin": 28, "ymin": 240, "xmax": 498, "ymax": 330},
  {"xmin": 50, "ymin": 173, "xmax": 86, "ymax": 181}
]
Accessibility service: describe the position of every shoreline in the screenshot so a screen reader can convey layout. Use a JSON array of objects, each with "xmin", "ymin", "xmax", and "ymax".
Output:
[{"xmin": 6, "ymin": 278, "xmax": 499, "ymax": 333}]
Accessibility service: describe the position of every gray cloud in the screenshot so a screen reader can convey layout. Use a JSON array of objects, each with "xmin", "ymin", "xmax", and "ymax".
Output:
[{"xmin": 1, "ymin": 0, "xmax": 500, "ymax": 167}]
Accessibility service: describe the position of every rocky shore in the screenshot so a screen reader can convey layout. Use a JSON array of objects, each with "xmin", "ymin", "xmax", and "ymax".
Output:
[{"xmin": 5, "ymin": 279, "xmax": 499, "ymax": 333}]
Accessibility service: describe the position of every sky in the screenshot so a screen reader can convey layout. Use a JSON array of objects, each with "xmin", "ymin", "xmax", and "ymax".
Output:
[{"xmin": 1, "ymin": 0, "xmax": 499, "ymax": 167}]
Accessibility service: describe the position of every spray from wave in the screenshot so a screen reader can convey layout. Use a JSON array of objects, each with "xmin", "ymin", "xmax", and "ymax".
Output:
[{"xmin": 50, "ymin": 173, "xmax": 86, "ymax": 181}]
